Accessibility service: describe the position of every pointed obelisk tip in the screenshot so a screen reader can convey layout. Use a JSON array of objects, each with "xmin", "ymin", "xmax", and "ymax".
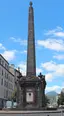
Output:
[{"xmin": 30, "ymin": 1, "xmax": 33, "ymax": 6}]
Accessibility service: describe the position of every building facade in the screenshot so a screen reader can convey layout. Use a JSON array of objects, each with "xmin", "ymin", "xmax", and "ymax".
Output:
[
  {"xmin": 0, "ymin": 54, "xmax": 20, "ymax": 108},
  {"xmin": 9, "ymin": 65, "xmax": 21, "ymax": 89}
]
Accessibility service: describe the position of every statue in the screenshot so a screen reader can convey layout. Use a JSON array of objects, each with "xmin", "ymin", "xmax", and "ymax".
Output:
[{"xmin": 38, "ymin": 72, "xmax": 46, "ymax": 89}]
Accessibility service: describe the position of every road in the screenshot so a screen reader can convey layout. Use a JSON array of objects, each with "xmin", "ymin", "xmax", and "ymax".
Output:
[
  {"xmin": 0, "ymin": 110, "xmax": 64, "ymax": 116},
  {"xmin": 0, "ymin": 113, "xmax": 64, "ymax": 116}
]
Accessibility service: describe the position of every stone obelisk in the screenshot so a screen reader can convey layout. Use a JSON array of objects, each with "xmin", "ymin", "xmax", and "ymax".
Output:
[
  {"xmin": 27, "ymin": 2, "xmax": 36, "ymax": 77},
  {"xmin": 16, "ymin": 2, "xmax": 46, "ymax": 109}
]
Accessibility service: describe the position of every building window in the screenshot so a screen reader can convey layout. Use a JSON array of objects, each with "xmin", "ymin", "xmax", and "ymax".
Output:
[
  {"xmin": 4, "ymin": 80, "xmax": 6, "ymax": 86},
  {"xmin": 1, "ymin": 78, "xmax": 3, "ymax": 85},
  {"xmin": 4, "ymin": 80, "xmax": 8, "ymax": 87},
  {"xmin": 6, "ymin": 90, "xmax": 8, "ymax": 98},
  {"xmin": 6, "ymin": 81, "xmax": 8, "ymax": 87},
  {"xmin": 7, "ymin": 74, "xmax": 8, "ymax": 79},
  {"xmin": 5, "ymin": 63, "xmax": 7, "ymax": 69},
  {"xmin": 5, "ymin": 72, "xmax": 6, "ymax": 78},
  {"xmin": 8, "ymin": 76, "xmax": 10, "ymax": 81},
  {"xmin": 0, "ymin": 58, "xmax": 1, "ymax": 64},
  {"xmin": 2, "ymin": 60, "xmax": 4, "ymax": 66},
  {"xmin": 0, "ymin": 67, "xmax": 1, "ymax": 74},
  {"xmin": 7, "ymin": 65, "xmax": 9, "ymax": 70},
  {"xmin": 5, "ymin": 64, "xmax": 9, "ymax": 70},
  {"xmin": 2, "ymin": 70, "xmax": 3, "ymax": 76},
  {"xmin": 4, "ymin": 90, "xmax": 8, "ymax": 98}
]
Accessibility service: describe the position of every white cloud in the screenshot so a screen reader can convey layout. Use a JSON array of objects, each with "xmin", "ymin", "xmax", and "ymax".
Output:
[
  {"xmin": 36, "ymin": 68, "xmax": 43, "ymax": 75},
  {"xmin": 45, "ymin": 26, "xmax": 64, "ymax": 37},
  {"xmin": 45, "ymin": 73, "xmax": 53, "ymax": 82},
  {"xmin": 10, "ymin": 37, "xmax": 27, "ymax": 46},
  {"xmin": 37, "ymin": 39, "xmax": 64, "ymax": 51},
  {"xmin": 18, "ymin": 62, "xmax": 43, "ymax": 76},
  {"xmin": 20, "ymin": 50, "xmax": 27, "ymax": 54},
  {"xmin": 41, "ymin": 61, "xmax": 64, "ymax": 81},
  {"xmin": 55, "ymin": 64, "xmax": 64, "ymax": 76},
  {"xmin": 38, "ymin": 27, "xmax": 64, "ymax": 51},
  {"xmin": 17, "ymin": 60, "xmax": 64, "ymax": 82},
  {"xmin": 53, "ymin": 54, "xmax": 64, "ymax": 60},
  {"xmin": 46, "ymin": 85, "xmax": 62, "ymax": 93},
  {"xmin": 0, "ymin": 43, "xmax": 6, "ymax": 50},
  {"xmin": 41, "ymin": 61, "xmax": 57, "ymax": 72},
  {"xmin": 18, "ymin": 62, "xmax": 26, "ymax": 76},
  {"xmin": 2, "ymin": 50, "xmax": 17, "ymax": 61},
  {"xmin": 55, "ymin": 32, "xmax": 64, "ymax": 37}
]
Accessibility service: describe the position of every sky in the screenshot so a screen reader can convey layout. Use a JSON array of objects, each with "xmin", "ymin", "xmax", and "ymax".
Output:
[{"xmin": 0, "ymin": 0, "xmax": 64, "ymax": 93}]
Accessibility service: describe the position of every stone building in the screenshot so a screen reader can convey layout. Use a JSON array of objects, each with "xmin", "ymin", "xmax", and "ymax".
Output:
[
  {"xmin": 9, "ymin": 64, "xmax": 21, "ymax": 89},
  {"xmin": 0, "ymin": 54, "xmax": 21, "ymax": 108},
  {"xmin": 0, "ymin": 54, "xmax": 14, "ymax": 108}
]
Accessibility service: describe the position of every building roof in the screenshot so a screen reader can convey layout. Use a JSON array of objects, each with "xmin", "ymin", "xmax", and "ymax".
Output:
[{"xmin": 0, "ymin": 54, "xmax": 9, "ymax": 64}]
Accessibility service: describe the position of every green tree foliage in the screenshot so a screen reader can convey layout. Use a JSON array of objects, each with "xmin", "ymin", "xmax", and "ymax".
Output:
[
  {"xmin": 44, "ymin": 95, "xmax": 50, "ymax": 107},
  {"xmin": 11, "ymin": 88, "xmax": 17, "ymax": 102},
  {"xmin": 57, "ymin": 92, "xmax": 64, "ymax": 106}
]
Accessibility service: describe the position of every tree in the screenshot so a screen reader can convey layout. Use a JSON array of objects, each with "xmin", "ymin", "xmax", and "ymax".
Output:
[
  {"xmin": 57, "ymin": 92, "xmax": 64, "ymax": 106},
  {"xmin": 45, "ymin": 95, "xmax": 50, "ymax": 106},
  {"xmin": 10, "ymin": 88, "xmax": 17, "ymax": 108},
  {"xmin": 44, "ymin": 95, "xmax": 50, "ymax": 107},
  {"xmin": 11, "ymin": 88, "xmax": 17, "ymax": 102}
]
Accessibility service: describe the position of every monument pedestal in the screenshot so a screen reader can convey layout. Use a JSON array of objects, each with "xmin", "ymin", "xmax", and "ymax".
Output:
[{"xmin": 16, "ymin": 75, "xmax": 46, "ymax": 110}]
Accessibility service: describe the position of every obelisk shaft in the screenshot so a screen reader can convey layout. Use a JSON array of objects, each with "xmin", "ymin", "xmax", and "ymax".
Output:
[{"xmin": 26, "ymin": 2, "xmax": 36, "ymax": 77}]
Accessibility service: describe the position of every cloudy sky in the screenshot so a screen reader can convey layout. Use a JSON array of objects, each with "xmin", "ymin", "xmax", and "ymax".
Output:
[{"xmin": 0, "ymin": 0, "xmax": 64, "ymax": 93}]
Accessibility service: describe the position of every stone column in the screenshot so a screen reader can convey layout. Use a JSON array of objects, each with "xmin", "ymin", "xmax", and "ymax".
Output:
[{"xmin": 27, "ymin": 2, "xmax": 36, "ymax": 77}]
